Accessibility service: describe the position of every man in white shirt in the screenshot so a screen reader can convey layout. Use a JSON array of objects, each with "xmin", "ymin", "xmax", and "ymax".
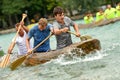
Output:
[{"xmin": 8, "ymin": 22, "xmax": 32, "ymax": 56}]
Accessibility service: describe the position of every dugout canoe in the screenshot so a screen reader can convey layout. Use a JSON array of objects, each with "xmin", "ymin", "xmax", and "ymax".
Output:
[
  {"xmin": 78, "ymin": 17, "xmax": 120, "ymax": 29},
  {"xmin": 24, "ymin": 38, "xmax": 101, "ymax": 66}
]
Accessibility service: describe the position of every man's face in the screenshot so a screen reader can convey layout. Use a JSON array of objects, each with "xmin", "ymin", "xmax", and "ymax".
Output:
[
  {"xmin": 38, "ymin": 22, "xmax": 46, "ymax": 30},
  {"xmin": 55, "ymin": 13, "xmax": 64, "ymax": 23},
  {"xmin": 99, "ymin": 9, "xmax": 103, "ymax": 13},
  {"xmin": 107, "ymin": 5, "xmax": 111, "ymax": 9},
  {"xmin": 118, "ymin": 3, "xmax": 120, "ymax": 6}
]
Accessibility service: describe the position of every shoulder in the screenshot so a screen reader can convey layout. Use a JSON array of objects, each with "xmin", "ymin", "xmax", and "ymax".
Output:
[
  {"xmin": 64, "ymin": 16, "xmax": 73, "ymax": 24},
  {"xmin": 105, "ymin": 9, "xmax": 108, "ymax": 12},
  {"xmin": 96, "ymin": 12, "xmax": 99, "ymax": 15},
  {"xmin": 53, "ymin": 20, "xmax": 59, "ymax": 26},
  {"xmin": 111, "ymin": 8, "xmax": 116, "ymax": 11},
  {"xmin": 47, "ymin": 23, "xmax": 52, "ymax": 27},
  {"xmin": 116, "ymin": 6, "xmax": 119, "ymax": 9},
  {"xmin": 105, "ymin": 9, "xmax": 109, "ymax": 13},
  {"xmin": 47, "ymin": 23, "xmax": 53, "ymax": 28},
  {"xmin": 64, "ymin": 16, "xmax": 71, "ymax": 21},
  {"xmin": 84, "ymin": 16, "xmax": 87, "ymax": 19},
  {"xmin": 30, "ymin": 25, "xmax": 38, "ymax": 30},
  {"xmin": 29, "ymin": 25, "xmax": 38, "ymax": 34}
]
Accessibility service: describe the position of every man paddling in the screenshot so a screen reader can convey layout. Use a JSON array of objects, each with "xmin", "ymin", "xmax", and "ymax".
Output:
[
  {"xmin": 116, "ymin": 2, "xmax": 120, "ymax": 17},
  {"xmin": 52, "ymin": 6, "xmax": 80, "ymax": 49},
  {"xmin": 26, "ymin": 18, "xmax": 53, "ymax": 53},
  {"xmin": 84, "ymin": 11, "xmax": 94, "ymax": 24},
  {"xmin": 96, "ymin": 8, "xmax": 105, "ymax": 22},
  {"xmin": 7, "ymin": 22, "xmax": 32, "ymax": 56},
  {"xmin": 104, "ymin": 4, "xmax": 116, "ymax": 19}
]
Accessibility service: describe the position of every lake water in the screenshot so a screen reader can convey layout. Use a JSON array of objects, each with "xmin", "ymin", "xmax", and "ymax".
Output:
[{"xmin": 0, "ymin": 20, "xmax": 120, "ymax": 80}]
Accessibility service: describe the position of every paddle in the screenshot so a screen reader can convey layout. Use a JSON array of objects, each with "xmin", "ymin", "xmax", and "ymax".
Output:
[
  {"xmin": 9, "ymin": 32, "xmax": 53, "ymax": 70},
  {"xmin": 67, "ymin": 31, "xmax": 92, "ymax": 41},
  {"xmin": 0, "ymin": 14, "xmax": 27, "ymax": 68}
]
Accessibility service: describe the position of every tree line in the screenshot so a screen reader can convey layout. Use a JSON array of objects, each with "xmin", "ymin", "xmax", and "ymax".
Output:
[{"xmin": 0, "ymin": 0, "xmax": 119, "ymax": 29}]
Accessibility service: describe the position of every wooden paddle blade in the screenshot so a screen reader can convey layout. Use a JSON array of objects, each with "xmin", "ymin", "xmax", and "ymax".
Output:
[
  {"xmin": 80, "ymin": 35, "xmax": 92, "ymax": 41},
  {"xmin": 9, "ymin": 55, "xmax": 27, "ymax": 70},
  {"xmin": 0, "ymin": 54, "xmax": 10, "ymax": 68}
]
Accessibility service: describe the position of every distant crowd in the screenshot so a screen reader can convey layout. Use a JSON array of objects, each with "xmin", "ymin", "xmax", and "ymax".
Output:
[{"xmin": 84, "ymin": 3, "xmax": 120, "ymax": 24}]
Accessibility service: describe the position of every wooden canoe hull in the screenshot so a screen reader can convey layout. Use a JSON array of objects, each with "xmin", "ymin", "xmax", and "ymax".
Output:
[{"xmin": 24, "ymin": 39, "xmax": 101, "ymax": 66}]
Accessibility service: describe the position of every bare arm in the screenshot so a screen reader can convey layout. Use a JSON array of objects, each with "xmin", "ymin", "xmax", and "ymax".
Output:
[
  {"xmin": 26, "ymin": 37, "xmax": 31, "ymax": 50},
  {"xmin": 53, "ymin": 27, "xmax": 69, "ymax": 35},
  {"xmin": 20, "ymin": 21, "xmax": 29, "ymax": 33},
  {"xmin": 73, "ymin": 23, "xmax": 80, "ymax": 37},
  {"xmin": 22, "ymin": 25, "xmax": 29, "ymax": 33},
  {"xmin": 7, "ymin": 41, "xmax": 16, "ymax": 54}
]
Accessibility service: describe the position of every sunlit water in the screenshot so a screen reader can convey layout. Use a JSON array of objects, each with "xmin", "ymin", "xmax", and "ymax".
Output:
[{"xmin": 0, "ymin": 20, "xmax": 120, "ymax": 80}]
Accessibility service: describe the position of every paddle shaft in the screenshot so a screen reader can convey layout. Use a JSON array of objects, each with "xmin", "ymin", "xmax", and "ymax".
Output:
[
  {"xmin": 10, "ymin": 32, "xmax": 53, "ymax": 70},
  {"xmin": 26, "ymin": 32, "xmax": 53, "ymax": 56},
  {"xmin": 67, "ymin": 31, "xmax": 82, "ymax": 40},
  {"xmin": 68, "ymin": 31, "xmax": 92, "ymax": 41},
  {"xmin": 11, "ymin": 14, "xmax": 27, "ymax": 49}
]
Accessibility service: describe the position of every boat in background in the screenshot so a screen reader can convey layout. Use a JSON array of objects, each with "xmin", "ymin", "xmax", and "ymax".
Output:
[{"xmin": 78, "ymin": 17, "xmax": 120, "ymax": 29}]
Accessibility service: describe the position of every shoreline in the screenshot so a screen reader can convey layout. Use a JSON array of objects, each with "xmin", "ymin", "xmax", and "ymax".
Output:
[
  {"xmin": 0, "ymin": 15, "xmax": 84, "ymax": 35},
  {"xmin": 0, "ymin": 28, "xmax": 16, "ymax": 35},
  {"xmin": 1, "ymin": 16, "xmax": 120, "ymax": 35}
]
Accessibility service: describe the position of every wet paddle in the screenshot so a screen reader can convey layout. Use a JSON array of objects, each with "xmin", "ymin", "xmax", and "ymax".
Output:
[
  {"xmin": 67, "ymin": 31, "xmax": 92, "ymax": 41},
  {"xmin": 0, "ymin": 14, "xmax": 27, "ymax": 68},
  {"xmin": 9, "ymin": 33, "xmax": 53, "ymax": 70}
]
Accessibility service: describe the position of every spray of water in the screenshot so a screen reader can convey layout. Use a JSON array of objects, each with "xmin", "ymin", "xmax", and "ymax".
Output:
[{"xmin": 46, "ymin": 42, "xmax": 120, "ymax": 66}]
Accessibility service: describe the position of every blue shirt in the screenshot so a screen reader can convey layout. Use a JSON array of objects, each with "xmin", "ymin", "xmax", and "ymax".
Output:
[{"xmin": 28, "ymin": 23, "xmax": 52, "ymax": 52}]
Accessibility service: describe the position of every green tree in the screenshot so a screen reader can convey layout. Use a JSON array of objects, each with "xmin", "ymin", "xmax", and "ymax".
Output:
[
  {"xmin": 1, "ymin": 0, "xmax": 28, "ymax": 27},
  {"xmin": 0, "ymin": 0, "xmax": 119, "ymax": 29}
]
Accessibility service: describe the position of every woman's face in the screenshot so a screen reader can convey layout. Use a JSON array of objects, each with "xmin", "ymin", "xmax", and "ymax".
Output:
[
  {"xmin": 38, "ymin": 22, "xmax": 47, "ymax": 30},
  {"xmin": 16, "ymin": 26, "xmax": 24, "ymax": 35}
]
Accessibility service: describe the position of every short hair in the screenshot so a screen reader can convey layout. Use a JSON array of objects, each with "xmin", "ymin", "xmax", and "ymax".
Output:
[
  {"xmin": 15, "ymin": 23, "xmax": 20, "ymax": 28},
  {"xmin": 85, "ymin": 11, "xmax": 91, "ymax": 16},
  {"xmin": 98, "ymin": 8, "xmax": 103, "ymax": 11},
  {"xmin": 53, "ymin": 6, "xmax": 64, "ymax": 16},
  {"xmin": 39, "ymin": 18, "xmax": 48, "ymax": 26}
]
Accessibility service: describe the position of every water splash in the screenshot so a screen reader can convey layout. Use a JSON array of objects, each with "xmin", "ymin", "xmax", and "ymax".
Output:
[
  {"xmin": 102, "ymin": 42, "xmax": 120, "ymax": 54},
  {"xmin": 47, "ymin": 42, "xmax": 120, "ymax": 66},
  {"xmin": 82, "ymin": 51, "xmax": 107, "ymax": 62},
  {"xmin": 47, "ymin": 50, "xmax": 107, "ymax": 66}
]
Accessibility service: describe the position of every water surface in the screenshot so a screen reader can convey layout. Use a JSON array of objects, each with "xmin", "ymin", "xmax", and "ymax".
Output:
[{"xmin": 0, "ymin": 20, "xmax": 120, "ymax": 80}]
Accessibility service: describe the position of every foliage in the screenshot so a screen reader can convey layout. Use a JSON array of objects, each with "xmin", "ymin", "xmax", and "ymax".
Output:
[
  {"xmin": 2, "ymin": 0, "xmax": 27, "ymax": 15},
  {"xmin": 0, "ymin": 0, "xmax": 119, "ymax": 29}
]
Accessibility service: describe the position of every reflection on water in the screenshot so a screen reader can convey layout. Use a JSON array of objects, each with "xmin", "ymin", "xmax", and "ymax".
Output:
[{"xmin": 0, "ymin": 21, "xmax": 120, "ymax": 80}]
